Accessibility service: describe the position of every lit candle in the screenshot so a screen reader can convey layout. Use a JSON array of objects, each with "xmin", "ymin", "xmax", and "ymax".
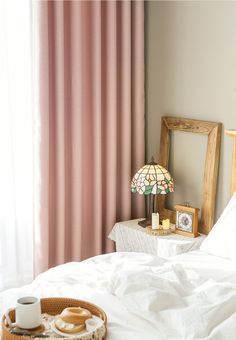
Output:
[
  {"xmin": 152, "ymin": 212, "xmax": 159, "ymax": 229},
  {"xmin": 162, "ymin": 219, "xmax": 170, "ymax": 230}
]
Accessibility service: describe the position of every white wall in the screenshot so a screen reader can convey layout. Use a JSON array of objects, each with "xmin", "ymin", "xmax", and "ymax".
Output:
[{"xmin": 145, "ymin": 1, "xmax": 236, "ymax": 219}]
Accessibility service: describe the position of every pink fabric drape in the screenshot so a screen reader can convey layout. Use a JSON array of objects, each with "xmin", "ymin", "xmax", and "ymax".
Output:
[{"xmin": 35, "ymin": 0, "xmax": 145, "ymax": 275}]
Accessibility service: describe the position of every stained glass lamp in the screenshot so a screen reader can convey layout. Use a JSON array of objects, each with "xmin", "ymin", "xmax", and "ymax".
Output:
[{"xmin": 131, "ymin": 157, "xmax": 174, "ymax": 227}]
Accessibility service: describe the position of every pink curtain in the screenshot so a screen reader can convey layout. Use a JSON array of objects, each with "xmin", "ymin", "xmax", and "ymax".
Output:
[{"xmin": 35, "ymin": 0, "xmax": 145, "ymax": 275}]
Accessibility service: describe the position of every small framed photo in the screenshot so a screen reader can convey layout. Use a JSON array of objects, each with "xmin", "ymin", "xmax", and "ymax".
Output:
[{"xmin": 175, "ymin": 204, "xmax": 199, "ymax": 237}]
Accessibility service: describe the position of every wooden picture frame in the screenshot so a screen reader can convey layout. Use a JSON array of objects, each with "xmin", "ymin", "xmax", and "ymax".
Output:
[
  {"xmin": 175, "ymin": 204, "xmax": 199, "ymax": 238},
  {"xmin": 157, "ymin": 116, "xmax": 222, "ymax": 234}
]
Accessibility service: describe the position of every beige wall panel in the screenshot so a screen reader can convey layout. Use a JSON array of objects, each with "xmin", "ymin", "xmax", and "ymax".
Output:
[{"xmin": 145, "ymin": 1, "xmax": 236, "ymax": 219}]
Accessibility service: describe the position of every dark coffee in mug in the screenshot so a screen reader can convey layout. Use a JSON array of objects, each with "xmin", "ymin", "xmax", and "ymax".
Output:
[{"xmin": 21, "ymin": 302, "xmax": 33, "ymax": 305}]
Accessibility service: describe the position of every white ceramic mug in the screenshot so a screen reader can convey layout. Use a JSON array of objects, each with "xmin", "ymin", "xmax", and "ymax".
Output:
[{"xmin": 5, "ymin": 296, "xmax": 42, "ymax": 329}]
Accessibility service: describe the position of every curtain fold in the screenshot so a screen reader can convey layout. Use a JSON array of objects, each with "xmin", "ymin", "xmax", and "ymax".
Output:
[{"xmin": 35, "ymin": 0, "xmax": 145, "ymax": 275}]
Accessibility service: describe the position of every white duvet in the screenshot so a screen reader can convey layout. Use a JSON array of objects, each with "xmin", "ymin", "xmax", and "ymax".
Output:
[{"xmin": 1, "ymin": 251, "xmax": 236, "ymax": 340}]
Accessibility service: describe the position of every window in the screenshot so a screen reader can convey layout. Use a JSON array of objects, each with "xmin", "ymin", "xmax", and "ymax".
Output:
[{"xmin": 0, "ymin": 0, "xmax": 33, "ymax": 290}]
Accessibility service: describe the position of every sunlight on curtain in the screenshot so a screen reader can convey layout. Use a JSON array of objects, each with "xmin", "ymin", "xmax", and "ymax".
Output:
[{"xmin": 0, "ymin": 0, "xmax": 33, "ymax": 290}]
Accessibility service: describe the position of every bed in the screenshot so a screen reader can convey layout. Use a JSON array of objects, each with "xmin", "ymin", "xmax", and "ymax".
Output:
[
  {"xmin": 1, "ymin": 250, "xmax": 236, "ymax": 340},
  {"xmin": 1, "ymin": 130, "xmax": 236, "ymax": 339}
]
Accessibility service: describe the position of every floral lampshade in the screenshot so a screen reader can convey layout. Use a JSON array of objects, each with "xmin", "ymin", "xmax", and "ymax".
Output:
[
  {"xmin": 131, "ymin": 163, "xmax": 174, "ymax": 195},
  {"xmin": 131, "ymin": 158, "xmax": 174, "ymax": 228}
]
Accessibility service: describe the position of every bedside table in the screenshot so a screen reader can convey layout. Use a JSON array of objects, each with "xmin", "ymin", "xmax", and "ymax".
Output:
[{"xmin": 108, "ymin": 219, "xmax": 206, "ymax": 258}]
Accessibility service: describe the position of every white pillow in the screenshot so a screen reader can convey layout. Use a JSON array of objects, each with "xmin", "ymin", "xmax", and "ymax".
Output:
[{"xmin": 200, "ymin": 192, "xmax": 236, "ymax": 260}]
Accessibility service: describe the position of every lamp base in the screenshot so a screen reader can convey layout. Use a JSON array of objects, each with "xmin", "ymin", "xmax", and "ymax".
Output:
[{"xmin": 138, "ymin": 219, "xmax": 151, "ymax": 228}]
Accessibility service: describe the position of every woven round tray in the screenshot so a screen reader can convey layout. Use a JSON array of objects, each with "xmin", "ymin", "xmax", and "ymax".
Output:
[{"xmin": 2, "ymin": 297, "xmax": 107, "ymax": 340}]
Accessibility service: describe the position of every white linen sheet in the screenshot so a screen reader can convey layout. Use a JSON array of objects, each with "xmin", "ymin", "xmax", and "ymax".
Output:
[{"xmin": 1, "ymin": 251, "xmax": 236, "ymax": 340}]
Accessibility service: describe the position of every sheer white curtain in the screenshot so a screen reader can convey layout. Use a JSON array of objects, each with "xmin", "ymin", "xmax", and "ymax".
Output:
[{"xmin": 0, "ymin": 0, "xmax": 33, "ymax": 290}]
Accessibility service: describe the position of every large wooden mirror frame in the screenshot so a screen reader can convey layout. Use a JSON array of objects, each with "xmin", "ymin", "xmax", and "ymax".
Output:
[{"xmin": 157, "ymin": 116, "xmax": 222, "ymax": 235}]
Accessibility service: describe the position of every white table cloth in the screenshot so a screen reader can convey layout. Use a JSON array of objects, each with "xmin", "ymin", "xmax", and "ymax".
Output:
[{"xmin": 108, "ymin": 219, "xmax": 206, "ymax": 258}]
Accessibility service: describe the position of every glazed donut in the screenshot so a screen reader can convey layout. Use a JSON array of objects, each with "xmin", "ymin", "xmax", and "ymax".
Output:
[{"xmin": 60, "ymin": 307, "xmax": 92, "ymax": 324}]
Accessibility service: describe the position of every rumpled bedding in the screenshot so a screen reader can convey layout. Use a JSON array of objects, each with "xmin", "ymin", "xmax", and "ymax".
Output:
[{"xmin": 1, "ymin": 251, "xmax": 236, "ymax": 340}]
